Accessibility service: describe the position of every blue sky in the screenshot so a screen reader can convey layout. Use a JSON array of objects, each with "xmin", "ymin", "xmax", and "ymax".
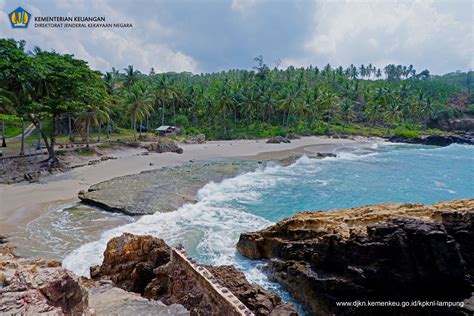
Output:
[{"xmin": 0, "ymin": 0, "xmax": 472, "ymax": 74}]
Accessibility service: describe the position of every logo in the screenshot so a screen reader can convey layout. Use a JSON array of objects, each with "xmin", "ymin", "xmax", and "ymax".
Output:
[{"xmin": 9, "ymin": 7, "xmax": 31, "ymax": 28}]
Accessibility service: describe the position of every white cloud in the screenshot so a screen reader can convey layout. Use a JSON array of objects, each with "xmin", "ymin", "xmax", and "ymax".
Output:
[
  {"xmin": 284, "ymin": 0, "xmax": 473, "ymax": 73},
  {"xmin": 0, "ymin": 0, "xmax": 198, "ymax": 73},
  {"xmin": 231, "ymin": 0, "xmax": 258, "ymax": 14}
]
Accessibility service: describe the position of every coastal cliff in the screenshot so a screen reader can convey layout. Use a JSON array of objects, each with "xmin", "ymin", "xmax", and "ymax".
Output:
[
  {"xmin": 237, "ymin": 199, "xmax": 474, "ymax": 315},
  {"xmin": 91, "ymin": 233, "xmax": 298, "ymax": 315}
]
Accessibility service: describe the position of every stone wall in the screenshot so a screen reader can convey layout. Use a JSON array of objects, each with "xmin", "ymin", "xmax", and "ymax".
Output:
[{"xmin": 166, "ymin": 248, "xmax": 253, "ymax": 316}]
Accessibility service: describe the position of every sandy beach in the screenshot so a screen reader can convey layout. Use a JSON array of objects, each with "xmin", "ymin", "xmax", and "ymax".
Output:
[{"xmin": 0, "ymin": 136, "xmax": 379, "ymax": 234}]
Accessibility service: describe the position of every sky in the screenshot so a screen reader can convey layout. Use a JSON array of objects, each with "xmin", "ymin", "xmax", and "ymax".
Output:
[{"xmin": 0, "ymin": 0, "xmax": 472, "ymax": 75}]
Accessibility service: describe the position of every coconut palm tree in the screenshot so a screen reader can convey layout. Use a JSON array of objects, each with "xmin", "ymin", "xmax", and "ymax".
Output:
[{"xmin": 125, "ymin": 81, "xmax": 154, "ymax": 141}]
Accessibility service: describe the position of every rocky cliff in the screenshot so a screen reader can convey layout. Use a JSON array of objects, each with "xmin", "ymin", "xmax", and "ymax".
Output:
[
  {"xmin": 237, "ymin": 199, "xmax": 474, "ymax": 315},
  {"xmin": 91, "ymin": 233, "xmax": 297, "ymax": 315}
]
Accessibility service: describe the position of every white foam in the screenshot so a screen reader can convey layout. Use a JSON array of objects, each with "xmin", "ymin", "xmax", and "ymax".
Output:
[{"xmin": 63, "ymin": 166, "xmax": 278, "ymax": 278}]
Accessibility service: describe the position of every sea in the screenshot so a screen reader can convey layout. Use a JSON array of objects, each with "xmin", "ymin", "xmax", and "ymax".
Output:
[{"xmin": 19, "ymin": 143, "xmax": 474, "ymax": 313}]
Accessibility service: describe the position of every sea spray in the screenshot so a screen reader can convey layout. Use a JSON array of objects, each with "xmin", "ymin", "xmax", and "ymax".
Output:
[{"xmin": 63, "ymin": 143, "xmax": 474, "ymax": 307}]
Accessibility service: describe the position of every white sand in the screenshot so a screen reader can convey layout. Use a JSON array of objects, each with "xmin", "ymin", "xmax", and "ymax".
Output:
[{"xmin": 0, "ymin": 136, "xmax": 376, "ymax": 233}]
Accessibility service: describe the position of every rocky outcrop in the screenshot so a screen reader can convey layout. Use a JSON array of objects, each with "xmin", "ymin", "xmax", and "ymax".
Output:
[
  {"xmin": 91, "ymin": 233, "xmax": 297, "ymax": 315},
  {"xmin": 184, "ymin": 134, "xmax": 206, "ymax": 144},
  {"xmin": 147, "ymin": 139, "xmax": 184, "ymax": 154},
  {"xmin": 78, "ymin": 161, "xmax": 259, "ymax": 215},
  {"xmin": 90, "ymin": 233, "xmax": 171, "ymax": 293},
  {"xmin": 237, "ymin": 199, "xmax": 474, "ymax": 315},
  {"xmin": 205, "ymin": 265, "xmax": 298, "ymax": 316},
  {"xmin": 0, "ymin": 257, "xmax": 92, "ymax": 315},
  {"xmin": 267, "ymin": 136, "xmax": 291, "ymax": 144},
  {"xmin": 388, "ymin": 133, "xmax": 474, "ymax": 146},
  {"xmin": 88, "ymin": 286, "xmax": 189, "ymax": 315},
  {"xmin": 435, "ymin": 117, "xmax": 474, "ymax": 132}
]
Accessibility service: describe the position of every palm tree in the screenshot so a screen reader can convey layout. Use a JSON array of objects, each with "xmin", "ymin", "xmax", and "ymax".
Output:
[
  {"xmin": 155, "ymin": 77, "xmax": 179, "ymax": 126},
  {"xmin": 125, "ymin": 81, "xmax": 154, "ymax": 141},
  {"xmin": 77, "ymin": 104, "xmax": 110, "ymax": 148},
  {"xmin": 123, "ymin": 65, "xmax": 141, "ymax": 89}
]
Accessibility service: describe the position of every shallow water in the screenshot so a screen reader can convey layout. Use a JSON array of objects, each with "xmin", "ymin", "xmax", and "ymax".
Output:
[
  {"xmin": 10, "ymin": 204, "xmax": 135, "ymax": 259},
  {"xmin": 57, "ymin": 143, "xmax": 473, "ymax": 312}
]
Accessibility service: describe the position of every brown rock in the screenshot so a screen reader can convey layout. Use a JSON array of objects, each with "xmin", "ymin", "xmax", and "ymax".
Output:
[
  {"xmin": 0, "ymin": 257, "xmax": 91, "ymax": 315},
  {"xmin": 237, "ymin": 199, "xmax": 474, "ymax": 315},
  {"xmin": 91, "ymin": 233, "xmax": 170, "ymax": 293},
  {"xmin": 205, "ymin": 265, "xmax": 298, "ymax": 316}
]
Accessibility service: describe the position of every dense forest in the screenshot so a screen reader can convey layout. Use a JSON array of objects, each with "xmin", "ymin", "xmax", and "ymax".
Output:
[{"xmin": 1, "ymin": 39, "xmax": 473, "ymax": 162}]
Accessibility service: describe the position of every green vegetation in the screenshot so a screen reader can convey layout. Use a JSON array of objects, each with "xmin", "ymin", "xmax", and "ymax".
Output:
[{"xmin": 1, "ymin": 40, "xmax": 473, "ymax": 160}]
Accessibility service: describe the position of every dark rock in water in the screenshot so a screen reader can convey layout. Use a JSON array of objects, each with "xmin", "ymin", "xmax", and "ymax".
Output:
[
  {"xmin": 388, "ymin": 133, "xmax": 474, "ymax": 146},
  {"xmin": 78, "ymin": 161, "xmax": 259, "ymax": 215},
  {"xmin": 267, "ymin": 136, "xmax": 291, "ymax": 144},
  {"xmin": 0, "ymin": 257, "xmax": 92, "ymax": 314},
  {"xmin": 91, "ymin": 233, "xmax": 297, "ymax": 315},
  {"xmin": 423, "ymin": 134, "xmax": 473, "ymax": 146},
  {"xmin": 237, "ymin": 199, "xmax": 474, "ymax": 315},
  {"xmin": 314, "ymin": 152, "xmax": 337, "ymax": 158}
]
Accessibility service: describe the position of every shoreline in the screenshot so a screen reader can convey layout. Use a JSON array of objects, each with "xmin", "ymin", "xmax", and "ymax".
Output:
[{"xmin": 0, "ymin": 136, "xmax": 381, "ymax": 234}]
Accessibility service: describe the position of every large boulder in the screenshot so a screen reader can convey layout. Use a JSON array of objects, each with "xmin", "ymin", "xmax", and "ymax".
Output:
[
  {"xmin": 90, "ymin": 233, "xmax": 170, "ymax": 293},
  {"xmin": 267, "ymin": 136, "xmax": 291, "ymax": 144},
  {"xmin": 148, "ymin": 139, "xmax": 184, "ymax": 154},
  {"xmin": 388, "ymin": 133, "xmax": 474, "ymax": 146},
  {"xmin": 183, "ymin": 134, "xmax": 206, "ymax": 144},
  {"xmin": 0, "ymin": 257, "xmax": 92, "ymax": 315},
  {"xmin": 237, "ymin": 199, "xmax": 474, "ymax": 315}
]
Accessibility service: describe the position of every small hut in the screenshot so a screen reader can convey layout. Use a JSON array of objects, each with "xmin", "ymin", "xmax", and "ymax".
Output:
[{"xmin": 155, "ymin": 125, "xmax": 180, "ymax": 136}]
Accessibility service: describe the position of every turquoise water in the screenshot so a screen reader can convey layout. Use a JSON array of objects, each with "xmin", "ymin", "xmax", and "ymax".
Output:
[{"xmin": 63, "ymin": 143, "xmax": 474, "ymax": 312}]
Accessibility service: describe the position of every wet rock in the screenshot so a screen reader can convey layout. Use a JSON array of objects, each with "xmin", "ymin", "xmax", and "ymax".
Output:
[
  {"xmin": 237, "ymin": 199, "xmax": 474, "ymax": 315},
  {"xmin": 267, "ymin": 136, "xmax": 291, "ymax": 144},
  {"xmin": 78, "ymin": 161, "xmax": 259, "ymax": 215},
  {"xmin": 0, "ymin": 257, "xmax": 92, "ymax": 315},
  {"xmin": 388, "ymin": 133, "xmax": 474, "ymax": 146}
]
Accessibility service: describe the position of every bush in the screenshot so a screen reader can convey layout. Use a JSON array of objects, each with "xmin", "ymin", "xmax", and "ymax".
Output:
[
  {"xmin": 392, "ymin": 129, "xmax": 420, "ymax": 139},
  {"xmin": 465, "ymin": 104, "xmax": 474, "ymax": 116}
]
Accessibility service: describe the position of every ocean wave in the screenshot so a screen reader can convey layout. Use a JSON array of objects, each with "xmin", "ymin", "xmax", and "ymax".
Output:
[{"xmin": 63, "ymin": 165, "xmax": 277, "ymax": 278}]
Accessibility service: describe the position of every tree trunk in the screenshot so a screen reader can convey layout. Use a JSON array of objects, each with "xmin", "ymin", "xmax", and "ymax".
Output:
[
  {"xmin": 19, "ymin": 120, "xmax": 25, "ymax": 155},
  {"xmin": 68, "ymin": 116, "xmax": 73, "ymax": 141},
  {"xmin": 133, "ymin": 112, "xmax": 137, "ymax": 141},
  {"xmin": 31, "ymin": 119, "xmax": 53, "ymax": 162},
  {"xmin": 139, "ymin": 119, "xmax": 143, "ymax": 138},
  {"xmin": 106, "ymin": 122, "xmax": 110, "ymax": 139},
  {"xmin": 161, "ymin": 101, "xmax": 165, "ymax": 126},
  {"xmin": 173, "ymin": 99, "xmax": 176, "ymax": 125},
  {"xmin": 86, "ymin": 117, "xmax": 90, "ymax": 148},
  {"xmin": 98, "ymin": 120, "xmax": 101, "ymax": 142},
  {"xmin": 1, "ymin": 119, "xmax": 6, "ymax": 147}
]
